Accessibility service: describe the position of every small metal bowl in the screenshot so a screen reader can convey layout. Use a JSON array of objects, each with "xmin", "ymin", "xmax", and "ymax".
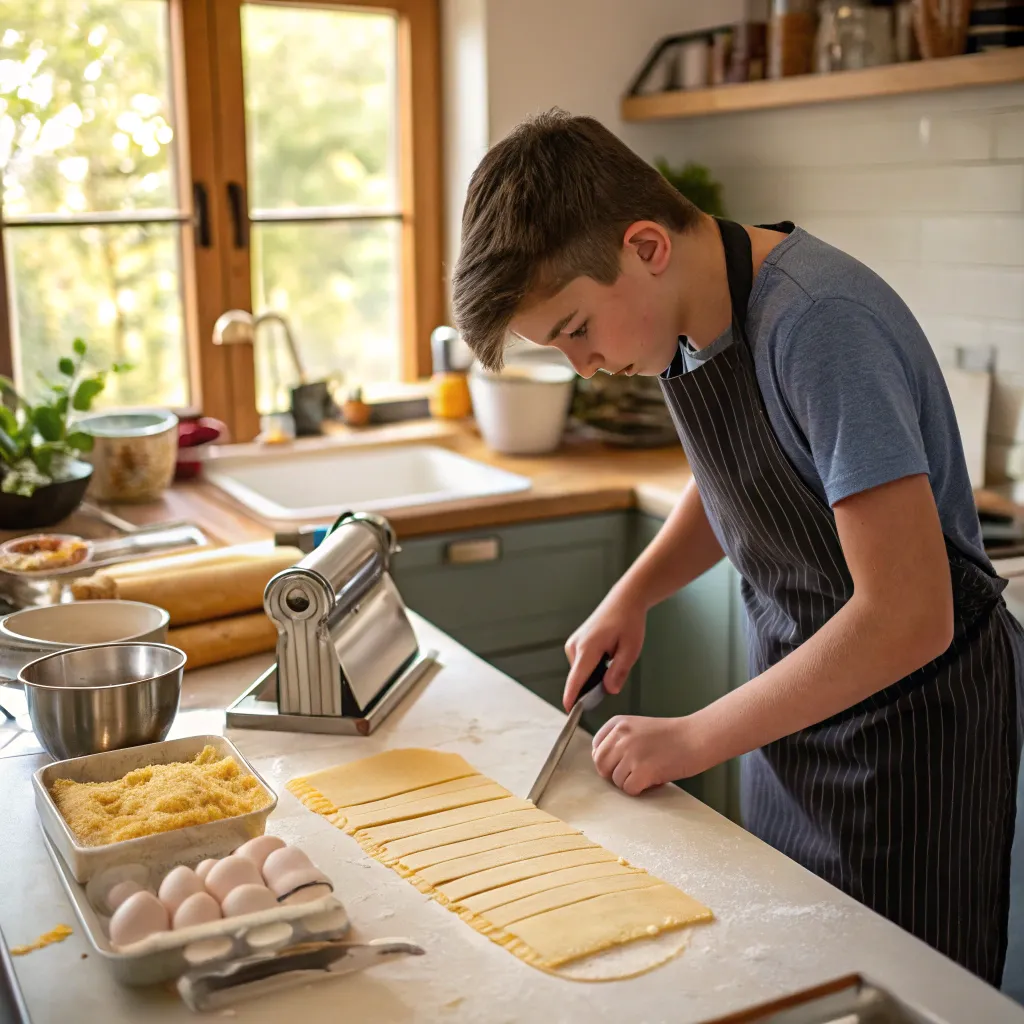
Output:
[{"xmin": 19, "ymin": 642, "xmax": 186, "ymax": 761}]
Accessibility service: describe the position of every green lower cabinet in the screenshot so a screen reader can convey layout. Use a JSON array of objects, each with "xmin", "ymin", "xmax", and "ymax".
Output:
[{"xmin": 632, "ymin": 514, "xmax": 747, "ymax": 822}]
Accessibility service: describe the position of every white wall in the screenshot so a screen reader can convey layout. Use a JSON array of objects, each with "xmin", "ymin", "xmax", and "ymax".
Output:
[
  {"xmin": 441, "ymin": 3, "xmax": 1024, "ymax": 479},
  {"xmin": 442, "ymin": 0, "xmax": 743, "ymax": 273},
  {"xmin": 647, "ymin": 85, "xmax": 1024, "ymax": 479}
]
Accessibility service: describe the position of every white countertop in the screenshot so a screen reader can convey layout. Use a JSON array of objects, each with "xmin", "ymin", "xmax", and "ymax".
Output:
[{"xmin": 2, "ymin": 614, "xmax": 1022, "ymax": 1023}]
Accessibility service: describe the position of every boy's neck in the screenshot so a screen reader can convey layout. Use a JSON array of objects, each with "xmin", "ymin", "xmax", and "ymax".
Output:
[{"xmin": 676, "ymin": 216, "xmax": 787, "ymax": 350}]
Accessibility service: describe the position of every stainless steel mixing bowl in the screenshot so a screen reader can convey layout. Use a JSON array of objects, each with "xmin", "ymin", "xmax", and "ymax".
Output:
[{"xmin": 19, "ymin": 642, "xmax": 185, "ymax": 761}]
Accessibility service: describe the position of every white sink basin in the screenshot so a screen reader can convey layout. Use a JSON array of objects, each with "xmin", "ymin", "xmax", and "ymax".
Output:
[{"xmin": 204, "ymin": 443, "xmax": 531, "ymax": 521}]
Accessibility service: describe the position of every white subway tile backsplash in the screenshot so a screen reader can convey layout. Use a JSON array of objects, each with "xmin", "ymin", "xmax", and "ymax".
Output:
[
  {"xmin": 991, "ymin": 322, "xmax": 1024, "ymax": 373},
  {"xmin": 721, "ymin": 165, "xmax": 1024, "ymax": 217},
  {"xmin": 867, "ymin": 261, "xmax": 925, "ymax": 311},
  {"xmin": 920, "ymin": 216, "xmax": 1024, "ymax": 266},
  {"xmin": 918, "ymin": 315, "xmax": 990, "ymax": 353},
  {"xmin": 916, "ymin": 266, "xmax": 1024, "ymax": 320},
  {"xmin": 988, "ymin": 379, "xmax": 1024, "ymax": 442},
  {"xmin": 994, "ymin": 111, "xmax": 1024, "ymax": 160},
  {"xmin": 800, "ymin": 216, "xmax": 920, "ymax": 264}
]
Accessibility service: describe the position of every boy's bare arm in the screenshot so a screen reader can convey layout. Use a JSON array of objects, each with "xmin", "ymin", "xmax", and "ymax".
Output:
[{"xmin": 593, "ymin": 473, "xmax": 954, "ymax": 794}]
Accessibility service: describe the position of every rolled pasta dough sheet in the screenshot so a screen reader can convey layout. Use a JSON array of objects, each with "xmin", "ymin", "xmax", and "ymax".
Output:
[{"xmin": 287, "ymin": 749, "xmax": 712, "ymax": 974}]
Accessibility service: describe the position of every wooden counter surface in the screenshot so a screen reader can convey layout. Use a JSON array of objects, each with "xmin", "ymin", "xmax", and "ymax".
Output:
[{"xmin": 15, "ymin": 420, "xmax": 693, "ymax": 545}]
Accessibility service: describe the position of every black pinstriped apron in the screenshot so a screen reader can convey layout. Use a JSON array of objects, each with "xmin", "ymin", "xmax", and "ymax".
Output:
[{"xmin": 659, "ymin": 218, "xmax": 1021, "ymax": 985}]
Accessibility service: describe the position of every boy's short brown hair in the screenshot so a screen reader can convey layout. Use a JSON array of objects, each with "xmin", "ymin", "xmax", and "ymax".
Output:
[{"xmin": 452, "ymin": 109, "xmax": 700, "ymax": 371}]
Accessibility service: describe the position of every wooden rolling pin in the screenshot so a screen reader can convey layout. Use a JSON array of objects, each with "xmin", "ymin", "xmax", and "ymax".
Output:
[
  {"xmin": 71, "ymin": 545, "xmax": 303, "ymax": 626},
  {"xmin": 168, "ymin": 612, "xmax": 279, "ymax": 669}
]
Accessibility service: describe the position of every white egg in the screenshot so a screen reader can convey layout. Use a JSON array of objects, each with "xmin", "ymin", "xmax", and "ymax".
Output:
[
  {"xmin": 204, "ymin": 855, "xmax": 262, "ymax": 902},
  {"xmin": 194, "ymin": 859, "xmax": 218, "ymax": 882},
  {"xmin": 108, "ymin": 891, "xmax": 170, "ymax": 948},
  {"xmin": 106, "ymin": 879, "xmax": 145, "ymax": 913},
  {"xmin": 267, "ymin": 862, "xmax": 333, "ymax": 900},
  {"xmin": 234, "ymin": 835, "xmax": 286, "ymax": 871},
  {"xmin": 221, "ymin": 884, "xmax": 278, "ymax": 919},
  {"xmin": 261, "ymin": 846, "xmax": 313, "ymax": 890},
  {"xmin": 158, "ymin": 865, "xmax": 205, "ymax": 916},
  {"xmin": 172, "ymin": 891, "xmax": 223, "ymax": 930}
]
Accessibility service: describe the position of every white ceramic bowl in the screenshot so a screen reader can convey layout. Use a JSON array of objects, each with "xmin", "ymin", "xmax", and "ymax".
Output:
[
  {"xmin": 469, "ymin": 362, "xmax": 577, "ymax": 455},
  {"xmin": 0, "ymin": 600, "xmax": 170, "ymax": 680}
]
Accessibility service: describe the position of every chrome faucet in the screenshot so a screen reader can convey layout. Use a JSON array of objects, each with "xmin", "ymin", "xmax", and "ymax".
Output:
[{"xmin": 212, "ymin": 309, "xmax": 308, "ymax": 387}]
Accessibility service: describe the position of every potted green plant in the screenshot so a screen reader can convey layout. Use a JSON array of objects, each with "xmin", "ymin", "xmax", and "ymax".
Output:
[
  {"xmin": 0, "ymin": 339, "xmax": 130, "ymax": 529},
  {"xmin": 654, "ymin": 158, "xmax": 726, "ymax": 217}
]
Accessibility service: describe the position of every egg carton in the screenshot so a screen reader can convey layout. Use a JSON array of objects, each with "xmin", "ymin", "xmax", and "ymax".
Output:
[{"xmin": 42, "ymin": 830, "xmax": 352, "ymax": 986}]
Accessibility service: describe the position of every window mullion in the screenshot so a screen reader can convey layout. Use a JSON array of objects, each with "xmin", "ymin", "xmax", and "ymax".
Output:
[
  {"xmin": 174, "ymin": 0, "xmax": 238, "ymax": 434},
  {"xmin": 209, "ymin": 0, "xmax": 259, "ymax": 442}
]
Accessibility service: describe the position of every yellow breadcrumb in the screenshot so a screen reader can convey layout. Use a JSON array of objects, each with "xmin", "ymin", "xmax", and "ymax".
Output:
[
  {"xmin": 49, "ymin": 745, "xmax": 270, "ymax": 846},
  {"xmin": 11, "ymin": 924, "xmax": 73, "ymax": 955}
]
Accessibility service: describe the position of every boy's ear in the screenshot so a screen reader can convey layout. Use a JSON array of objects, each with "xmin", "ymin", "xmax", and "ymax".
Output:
[{"xmin": 622, "ymin": 221, "xmax": 672, "ymax": 275}]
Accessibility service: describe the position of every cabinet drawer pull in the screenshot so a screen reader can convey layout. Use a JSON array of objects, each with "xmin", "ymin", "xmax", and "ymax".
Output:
[{"xmin": 444, "ymin": 538, "xmax": 501, "ymax": 565}]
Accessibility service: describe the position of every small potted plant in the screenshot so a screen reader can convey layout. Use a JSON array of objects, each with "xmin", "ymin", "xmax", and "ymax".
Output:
[
  {"xmin": 0, "ymin": 339, "xmax": 129, "ymax": 529},
  {"xmin": 654, "ymin": 158, "xmax": 726, "ymax": 217}
]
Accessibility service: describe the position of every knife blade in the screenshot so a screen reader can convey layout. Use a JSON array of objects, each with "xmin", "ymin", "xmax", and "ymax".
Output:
[{"xmin": 527, "ymin": 653, "xmax": 612, "ymax": 806}]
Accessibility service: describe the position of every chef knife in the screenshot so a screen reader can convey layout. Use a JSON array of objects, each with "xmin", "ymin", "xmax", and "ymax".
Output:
[{"xmin": 527, "ymin": 653, "xmax": 612, "ymax": 806}]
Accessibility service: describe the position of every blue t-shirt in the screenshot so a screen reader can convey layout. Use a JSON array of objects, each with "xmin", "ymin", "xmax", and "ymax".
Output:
[{"xmin": 663, "ymin": 226, "xmax": 989, "ymax": 569}]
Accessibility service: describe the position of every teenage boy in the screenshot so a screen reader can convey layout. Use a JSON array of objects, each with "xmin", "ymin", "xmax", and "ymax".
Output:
[{"xmin": 451, "ymin": 109, "xmax": 1022, "ymax": 986}]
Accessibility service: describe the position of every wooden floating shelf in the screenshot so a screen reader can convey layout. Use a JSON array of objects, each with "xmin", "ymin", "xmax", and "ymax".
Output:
[{"xmin": 621, "ymin": 48, "xmax": 1024, "ymax": 122}]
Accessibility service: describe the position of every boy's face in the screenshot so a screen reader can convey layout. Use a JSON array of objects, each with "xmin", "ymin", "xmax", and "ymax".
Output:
[{"xmin": 509, "ymin": 223, "xmax": 681, "ymax": 378}]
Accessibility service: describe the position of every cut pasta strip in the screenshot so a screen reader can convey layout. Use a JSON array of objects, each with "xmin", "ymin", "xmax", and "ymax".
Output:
[
  {"xmin": 503, "ymin": 884, "xmax": 713, "ymax": 968},
  {"xmin": 482, "ymin": 872, "xmax": 663, "ymax": 928},
  {"xmin": 458, "ymin": 861, "xmax": 643, "ymax": 915},
  {"xmin": 416, "ymin": 834, "xmax": 596, "ymax": 886},
  {"xmin": 359, "ymin": 796, "xmax": 534, "ymax": 846},
  {"xmin": 380, "ymin": 808, "xmax": 558, "ymax": 860},
  {"xmin": 295, "ymin": 748, "xmax": 477, "ymax": 809},
  {"xmin": 437, "ymin": 848, "xmax": 620, "ymax": 904},
  {"xmin": 398, "ymin": 821, "xmax": 580, "ymax": 872},
  {"xmin": 342, "ymin": 783, "xmax": 510, "ymax": 832}
]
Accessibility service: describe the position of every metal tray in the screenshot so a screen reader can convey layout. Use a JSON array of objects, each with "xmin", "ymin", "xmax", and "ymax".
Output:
[
  {"xmin": 0, "ymin": 523, "xmax": 207, "ymax": 610},
  {"xmin": 698, "ymin": 973, "xmax": 944, "ymax": 1024},
  {"xmin": 34, "ymin": 734, "xmax": 277, "ymax": 883},
  {"xmin": 43, "ymin": 831, "xmax": 350, "ymax": 986}
]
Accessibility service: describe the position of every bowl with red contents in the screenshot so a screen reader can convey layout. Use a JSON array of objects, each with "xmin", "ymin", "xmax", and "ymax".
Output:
[{"xmin": 175, "ymin": 417, "xmax": 228, "ymax": 481}]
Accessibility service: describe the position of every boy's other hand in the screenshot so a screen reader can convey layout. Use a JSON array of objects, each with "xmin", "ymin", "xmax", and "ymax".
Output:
[
  {"xmin": 563, "ymin": 591, "xmax": 646, "ymax": 710},
  {"xmin": 592, "ymin": 716, "xmax": 704, "ymax": 796}
]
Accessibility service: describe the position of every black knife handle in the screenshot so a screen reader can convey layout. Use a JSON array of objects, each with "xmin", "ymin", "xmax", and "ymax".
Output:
[{"xmin": 574, "ymin": 653, "xmax": 612, "ymax": 706}]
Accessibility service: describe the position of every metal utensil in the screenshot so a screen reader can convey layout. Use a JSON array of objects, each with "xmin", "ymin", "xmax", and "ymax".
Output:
[
  {"xmin": 527, "ymin": 653, "xmax": 611, "ymax": 806},
  {"xmin": 177, "ymin": 937, "xmax": 425, "ymax": 1012},
  {"xmin": 19, "ymin": 641, "xmax": 184, "ymax": 760}
]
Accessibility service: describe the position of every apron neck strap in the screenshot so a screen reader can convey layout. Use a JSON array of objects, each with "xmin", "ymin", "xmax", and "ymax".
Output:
[{"xmin": 714, "ymin": 217, "xmax": 754, "ymax": 339}]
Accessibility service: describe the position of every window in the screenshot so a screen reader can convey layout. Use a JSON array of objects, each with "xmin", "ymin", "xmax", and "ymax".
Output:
[
  {"xmin": 0, "ymin": 0, "xmax": 190, "ymax": 408},
  {"xmin": 0, "ymin": 0, "xmax": 442, "ymax": 440}
]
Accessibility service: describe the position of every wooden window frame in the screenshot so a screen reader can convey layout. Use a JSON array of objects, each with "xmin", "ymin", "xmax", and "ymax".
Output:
[
  {"xmin": 197, "ymin": 0, "xmax": 444, "ymax": 440},
  {"xmin": 0, "ymin": 0, "xmax": 444, "ymax": 444}
]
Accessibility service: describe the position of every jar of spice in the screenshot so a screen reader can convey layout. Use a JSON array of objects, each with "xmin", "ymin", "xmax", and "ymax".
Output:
[{"xmin": 768, "ymin": 0, "xmax": 817, "ymax": 78}]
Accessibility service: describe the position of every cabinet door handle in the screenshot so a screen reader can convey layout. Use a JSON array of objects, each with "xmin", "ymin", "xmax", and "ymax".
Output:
[
  {"xmin": 226, "ymin": 181, "xmax": 249, "ymax": 249},
  {"xmin": 192, "ymin": 182, "xmax": 211, "ymax": 248},
  {"xmin": 444, "ymin": 537, "xmax": 501, "ymax": 565}
]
